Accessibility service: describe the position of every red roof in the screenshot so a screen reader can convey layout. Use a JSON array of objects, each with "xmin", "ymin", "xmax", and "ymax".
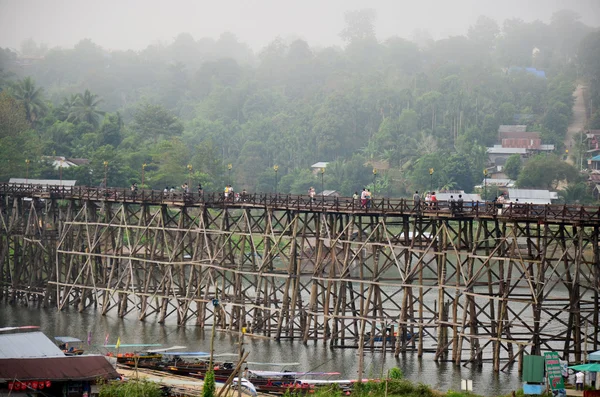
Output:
[{"xmin": 0, "ymin": 356, "xmax": 118, "ymax": 381}]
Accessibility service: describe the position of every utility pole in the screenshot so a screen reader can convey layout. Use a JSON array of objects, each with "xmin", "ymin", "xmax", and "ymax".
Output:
[
  {"xmin": 483, "ymin": 169, "xmax": 488, "ymax": 200},
  {"xmin": 429, "ymin": 168, "xmax": 434, "ymax": 193},
  {"xmin": 25, "ymin": 159, "xmax": 30, "ymax": 184}
]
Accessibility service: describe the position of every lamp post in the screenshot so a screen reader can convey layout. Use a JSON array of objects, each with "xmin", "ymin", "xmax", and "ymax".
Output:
[
  {"xmin": 429, "ymin": 168, "xmax": 434, "ymax": 193},
  {"xmin": 103, "ymin": 161, "xmax": 108, "ymax": 188},
  {"xmin": 483, "ymin": 168, "xmax": 488, "ymax": 201},
  {"xmin": 141, "ymin": 164, "xmax": 146, "ymax": 188},
  {"xmin": 273, "ymin": 165, "xmax": 279, "ymax": 193},
  {"xmin": 373, "ymin": 168, "xmax": 377, "ymax": 195},
  {"xmin": 25, "ymin": 159, "xmax": 30, "ymax": 185},
  {"xmin": 320, "ymin": 167, "xmax": 325, "ymax": 196},
  {"xmin": 227, "ymin": 163, "xmax": 232, "ymax": 186},
  {"xmin": 59, "ymin": 159, "xmax": 64, "ymax": 186},
  {"xmin": 187, "ymin": 164, "xmax": 193, "ymax": 189}
]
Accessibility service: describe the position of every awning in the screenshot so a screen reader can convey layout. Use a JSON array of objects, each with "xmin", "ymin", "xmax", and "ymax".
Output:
[
  {"xmin": 588, "ymin": 351, "xmax": 600, "ymax": 362},
  {"xmin": 569, "ymin": 363, "xmax": 600, "ymax": 372}
]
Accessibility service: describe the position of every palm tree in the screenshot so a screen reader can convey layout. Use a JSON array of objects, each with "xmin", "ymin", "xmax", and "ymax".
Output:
[
  {"xmin": 57, "ymin": 94, "xmax": 79, "ymax": 122},
  {"xmin": 12, "ymin": 77, "xmax": 47, "ymax": 124},
  {"xmin": 71, "ymin": 89, "xmax": 105, "ymax": 128}
]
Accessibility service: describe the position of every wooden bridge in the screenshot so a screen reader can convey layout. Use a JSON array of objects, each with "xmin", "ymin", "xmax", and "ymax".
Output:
[{"xmin": 1, "ymin": 183, "xmax": 599, "ymax": 373}]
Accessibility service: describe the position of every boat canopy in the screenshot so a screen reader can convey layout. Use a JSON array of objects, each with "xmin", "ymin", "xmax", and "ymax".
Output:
[
  {"xmin": 104, "ymin": 343, "xmax": 162, "ymax": 348},
  {"xmin": 147, "ymin": 346, "xmax": 187, "ymax": 352},
  {"xmin": 161, "ymin": 351, "xmax": 210, "ymax": 356},
  {"xmin": 247, "ymin": 361, "xmax": 301, "ymax": 366},
  {"xmin": 249, "ymin": 370, "xmax": 340, "ymax": 377},
  {"xmin": 55, "ymin": 336, "xmax": 83, "ymax": 343}
]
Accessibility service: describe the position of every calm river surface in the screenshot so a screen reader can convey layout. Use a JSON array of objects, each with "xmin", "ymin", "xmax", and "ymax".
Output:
[{"xmin": 0, "ymin": 304, "xmax": 521, "ymax": 396}]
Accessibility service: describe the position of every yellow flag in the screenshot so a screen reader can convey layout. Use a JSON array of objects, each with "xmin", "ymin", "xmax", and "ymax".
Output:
[{"xmin": 115, "ymin": 337, "xmax": 121, "ymax": 349}]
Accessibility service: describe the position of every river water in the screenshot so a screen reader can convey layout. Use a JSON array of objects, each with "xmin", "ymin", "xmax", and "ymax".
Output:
[{"xmin": 0, "ymin": 304, "xmax": 521, "ymax": 396}]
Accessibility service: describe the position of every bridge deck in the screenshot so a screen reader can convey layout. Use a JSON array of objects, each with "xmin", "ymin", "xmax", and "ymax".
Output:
[{"xmin": 2, "ymin": 184, "xmax": 599, "ymax": 224}]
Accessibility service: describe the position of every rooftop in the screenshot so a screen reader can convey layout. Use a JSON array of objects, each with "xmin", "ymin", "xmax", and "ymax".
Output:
[
  {"xmin": 508, "ymin": 188, "xmax": 558, "ymax": 204},
  {"xmin": 311, "ymin": 162, "xmax": 329, "ymax": 169},
  {"xmin": 0, "ymin": 331, "xmax": 65, "ymax": 359},
  {"xmin": 9, "ymin": 178, "xmax": 77, "ymax": 187},
  {"xmin": 487, "ymin": 146, "xmax": 527, "ymax": 154},
  {"xmin": 436, "ymin": 192, "xmax": 482, "ymax": 202},
  {"xmin": 498, "ymin": 125, "xmax": 527, "ymax": 133},
  {"xmin": 0, "ymin": 355, "xmax": 119, "ymax": 381},
  {"xmin": 481, "ymin": 178, "xmax": 515, "ymax": 187}
]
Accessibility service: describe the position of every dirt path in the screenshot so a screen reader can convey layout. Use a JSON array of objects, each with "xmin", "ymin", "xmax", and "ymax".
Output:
[{"xmin": 565, "ymin": 84, "xmax": 587, "ymax": 165}]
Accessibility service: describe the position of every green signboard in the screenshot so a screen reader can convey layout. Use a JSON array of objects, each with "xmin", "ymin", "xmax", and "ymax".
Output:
[{"xmin": 544, "ymin": 352, "xmax": 565, "ymax": 391}]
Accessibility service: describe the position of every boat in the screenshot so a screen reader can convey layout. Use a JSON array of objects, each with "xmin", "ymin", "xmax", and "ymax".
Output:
[
  {"xmin": 104, "ymin": 343, "xmax": 164, "ymax": 364},
  {"xmin": 55, "ymin": 336, "xmax": 85, "ymax": 356},
  {"xmin": 243, "ymin": 370, "xmax": 345, "ymax": 395}
]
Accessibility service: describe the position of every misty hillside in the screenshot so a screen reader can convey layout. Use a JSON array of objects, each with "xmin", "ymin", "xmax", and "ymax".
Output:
[{"xmin": 1, "ymin": 9, "xmax": 600, "ymax": 200}]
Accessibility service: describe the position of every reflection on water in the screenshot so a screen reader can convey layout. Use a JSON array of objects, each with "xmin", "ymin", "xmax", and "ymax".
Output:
[{"xmin": 0, "ymin": 304, "xmax": 521, "ymax": 396}]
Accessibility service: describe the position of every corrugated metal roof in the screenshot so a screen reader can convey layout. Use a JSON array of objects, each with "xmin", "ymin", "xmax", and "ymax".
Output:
[
  {"xmin": 0, "ymin": 355, "xmax": 119, "ymax": 381},
  {"xmin": 310, "ymin": 162, "xmax": 329, "ymax": 168},
  {"xmin": 0, "ymin": 332, "xmax": 64, "ymax": 359},
  {"xmin": 498, "ymin": 125, "xmax": 527, "ymax": 133},
  {"xmin": 508, "ymin": 189, "xmax": 558, "ymax": 204},
  {"xmin": 9, "ymin": 178, "xmax": 77, "ymax": 187},
  {"xmin": 481, "ymin": 178, "xmax": 515, "ymax": 187},
  {"xmin": 436, "ymin": 193, "xmax": 482, "ymax": 202},
  {"xmin": 487, "ymin": 146, "xmax": 527, "ymax": 154},
  {"xmin": 538, "ymin": 144, "xmax": 555, "ymax": 151}
]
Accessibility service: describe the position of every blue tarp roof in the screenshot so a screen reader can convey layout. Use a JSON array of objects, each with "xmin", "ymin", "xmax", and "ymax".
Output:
[
  {"xmin": 590, "ymin": 155, "xmax": 600, "ymax": 162},
  {"xmin": 508, "ymin": 66, "xmax": 547, "ymax": 79}
]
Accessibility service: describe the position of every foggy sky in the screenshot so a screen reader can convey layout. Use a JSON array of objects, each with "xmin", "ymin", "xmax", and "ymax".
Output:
[{"xmin": 1, "ymin": 0, "xmax": 600, "ymax": 52}]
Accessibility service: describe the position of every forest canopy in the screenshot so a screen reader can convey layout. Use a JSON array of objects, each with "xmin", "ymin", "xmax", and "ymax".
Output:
[{"xmin": 0, "ymin": 9, "xmax": 596, "ymax": 200}]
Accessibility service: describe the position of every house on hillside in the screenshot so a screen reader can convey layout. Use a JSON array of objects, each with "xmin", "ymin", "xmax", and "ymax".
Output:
[
  {"xmin": 487, "ymin": 126, "xmax": 555, "ymax": 169},
  {"xmin": 41, "ymin": 156, "xmax": 90, "ymax": 169},
  {"xmin": 310, "ymin": 162, "xmax": 329, "ymax": 175},
  {"xmin": 588, "ymin": 154, "xmax": 600, "ymax": 171}
]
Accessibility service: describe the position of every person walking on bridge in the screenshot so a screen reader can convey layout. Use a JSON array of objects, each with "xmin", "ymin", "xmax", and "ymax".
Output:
[{"xmin": 413, "ymin": 191, "xmax": 421, "ymax": 212}]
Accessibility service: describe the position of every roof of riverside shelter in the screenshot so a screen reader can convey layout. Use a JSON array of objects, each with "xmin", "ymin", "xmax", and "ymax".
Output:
[
  {"xmin": 0, "ymin": 332, "xmax": 65, "ymax": 359},
  {"xmin": 9, "ymin": 178, "xmax": 77, "ymax": 187},
  {"xmin": 311, "ymin": 162, "xmax": 329, "ymax": 168},
  {"xmin": 0, "ymin": 356, "xmax": 119, "ymax": 381},
  {"xmin": 507, "ymin": 189, "xmax": 558, "ymax": 204}
]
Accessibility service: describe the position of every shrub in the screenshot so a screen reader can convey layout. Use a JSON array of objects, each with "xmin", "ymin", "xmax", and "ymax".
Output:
[{"xmin": 202, "ymin": 370, "xmax": 215, "ymax": 397}]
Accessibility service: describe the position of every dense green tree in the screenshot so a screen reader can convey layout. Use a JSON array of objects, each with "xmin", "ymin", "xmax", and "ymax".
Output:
[
  {"xmin": 504, "ymin": 154, "xmax": 522, "ymax": 180},
  {"xmin": 98, "ymin": 113, "xmax": 124, "ymax": 147},
  {"xmin": 0, "ymin": 92, "xmax": 40, "ymax": 180},
  {"xmin": 132, "ymin": 103, "xmax": 184, "ymax": 144},
  {"xmin": 558, "ymin": 182, "xmax": 592, "ymax": 204},
  {"xmin": 71, "ymin": 89, "xmax": 105, "ymax": 128},
  {"xmin": 516, "ymin": 154, "xmax": 579, "ymax": 189},
  {"xmin": 11, "ymin": 77, "xmax": 47, "ymax": 124},
  {"xmin": 443, "ymin": 154, "xmax": 475, "ymax": 192}
]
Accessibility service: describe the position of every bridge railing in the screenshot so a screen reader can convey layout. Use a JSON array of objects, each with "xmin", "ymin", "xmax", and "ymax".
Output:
[{"xmin": 2, "ymin": 183, "xmax": 600, "ymax": 223}]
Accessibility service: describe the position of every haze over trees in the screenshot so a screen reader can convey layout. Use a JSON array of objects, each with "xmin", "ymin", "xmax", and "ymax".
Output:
[{"xmin": 0, "ymin": 9, "xmax": 596, "ymax": 200}]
